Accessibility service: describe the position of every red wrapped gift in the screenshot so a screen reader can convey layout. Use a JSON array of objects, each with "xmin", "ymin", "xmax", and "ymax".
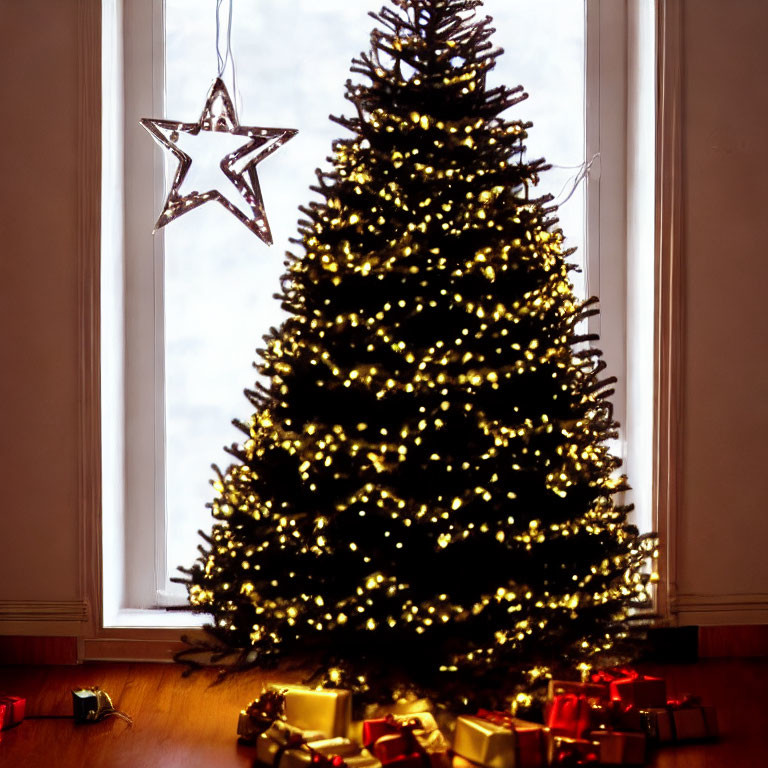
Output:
[
  {"xmin": 546, "ymin": 694, "xmax": 592, "ymax": 739},
  {"xmin": 0, "ymin": 696, "xmax": 25, "ymax": 730},
  {"xmin": 363, "ymin": 714, "xmax": 437, "ymax": 748},
  {"xmin": 365, "ymin": 713, "xmax": 447, "ymax": 768},
  {"xmin": 588, "ymin": 730, "xmax": 646, "ymax": 765},
  {"xmin": 372, "ymin": 733, "xmax": 429, "ymax": 768},
  {"xmin": 547, "ymin": 736, "xmax": 599, "ymax": 766},
  {"xmin": 592, "ymin": 669, "xmax": 666, "ymax": 709},
  {"xmin": 363, "ymin": 717, "xmax": 399, "ymax": 749}
]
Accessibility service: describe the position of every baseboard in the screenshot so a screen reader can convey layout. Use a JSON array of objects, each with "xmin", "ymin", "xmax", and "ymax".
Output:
[
  {"xmin": 671, "ymin": 592, "xmax": 768, "ymax": 626},
  {"xmin": 81, "ymin": 637, "xmax": 190, "ymax": 662},
  {"xmin": 0, "ymin": 600, "xmax": 89, "ymax": 623},
  {"xmin": 699, "ymin": 625, "xmax": 768, "ymax": 658},
  {"xmin": 0, "ymin": 600, "xmax": 89, "ymax": 637},
  {"xmin": 0, "ymin": 635, "xmax": 78, "ymax": 664}
]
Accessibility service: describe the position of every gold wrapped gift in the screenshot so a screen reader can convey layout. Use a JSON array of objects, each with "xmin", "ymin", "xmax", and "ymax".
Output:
[
  {"xmin": 452, "ymin": 716, "xmax": 545, "ymax": 768},
  {"xmin": 309, "ymin": 737, "xmax": 362, "ymax": 757},
  {"xmin": 344, "ymin": 753, "xmax": 384, "ymax": 768},
  {"xmin": 269, "ymin": 683, "xmax": 352, "ymax": 738},
  {"xmin": 256, "ymin": 721, "xmax": 327, "ymax": 766},
  {"xmin": 260, "ymin": 740, "xmax": 381, "ymax": 768}
]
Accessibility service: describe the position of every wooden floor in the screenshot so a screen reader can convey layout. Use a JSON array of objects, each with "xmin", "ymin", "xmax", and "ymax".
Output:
[{"xmin": 0, "ymin": 659, "xmax": 766, "ymax": 767}]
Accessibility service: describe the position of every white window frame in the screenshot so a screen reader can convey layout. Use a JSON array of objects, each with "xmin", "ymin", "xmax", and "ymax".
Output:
[{"xmin": 98, "ymin": 0, "xmax": 655, "ymax": 633}]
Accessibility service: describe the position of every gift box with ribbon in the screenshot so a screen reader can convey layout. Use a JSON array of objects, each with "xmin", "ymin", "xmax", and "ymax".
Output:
[
  {"xmin": 640, "ymin": 696, "xmax": 717, "ymax": 743},
  {"xmin": 269, "ymin": 684, "xmax": 352, "ymax": 738},
  {"xmin": 0, "ymin": 696, "xmax": 25, "ymax": 730},
  {"xmin": 546, "ymin": 736, "xmax": 600, "ymax": 766},
  {"xmin": 255, "ymin": 720, "xmax": 368, "ymax": 768},
  {"xmin": 545, "ymin": 694, "xmax": 592, "ymax": 739},
  {"xmin": 638, "ymin": 708, "xmax": 675, "ymax": 744},
  {"xmin": 452, "ymin": 711, "xmax": 547, "ymax": 768},
  {"xmin": 239, "ymin": 690, "xmax": 290, "ymax": 743},
  {"xmin": 255, "ymin": 720, "xmax": 328, "ymax": 765},
  {"xmin": 588, "ymin": 730, "xmax": 646, "ymax": 765},
  {"xmin": 591, "ymin": 669, "xmax": 666, "ymax": 709},
  {"xmin": 588, "ymin": 700, "xmax": 643, "ymax": 734},
  {"xmin": 364, "ymin": 712, "xmax": 449, "ymax": 768},
  {"xmin": 667, "ymin": 697, "xmax": 718, "ymax": 742}
]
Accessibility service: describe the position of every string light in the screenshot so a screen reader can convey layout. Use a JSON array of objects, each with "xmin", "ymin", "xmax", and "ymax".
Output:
[{"xmin": 177, "ymin": 0, "xmax": 657, "ymax": 710}]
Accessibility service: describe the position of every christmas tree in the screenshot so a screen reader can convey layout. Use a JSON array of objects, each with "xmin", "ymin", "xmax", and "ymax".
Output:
[{"xmin": 177, "ymin": 0, "xmax": 654, "ymax": 709}]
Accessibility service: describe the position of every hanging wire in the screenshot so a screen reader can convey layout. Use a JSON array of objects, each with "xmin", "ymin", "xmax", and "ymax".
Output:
[
  {"xmin": 215, "ymin": 0, "xmax": 239, "ymax": 107},
  {"xmin": 551, "ymin": 153, "xmax": 600, "ymax": 207}
]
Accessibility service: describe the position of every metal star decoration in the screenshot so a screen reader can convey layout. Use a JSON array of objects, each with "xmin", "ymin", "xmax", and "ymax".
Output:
[{"xmin": 140, "ymin": 78, "xmax": 297, "ymax": 244}]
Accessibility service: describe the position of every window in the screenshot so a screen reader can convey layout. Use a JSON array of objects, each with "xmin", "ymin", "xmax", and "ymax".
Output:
[{"xmin": 101, "ymin": 0, "xmax": 654, "ymax": 626}]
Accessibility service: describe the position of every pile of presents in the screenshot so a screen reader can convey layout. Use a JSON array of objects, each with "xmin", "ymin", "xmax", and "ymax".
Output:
[{"xmin": 238, "ymin": 670, "xmax": 717, "ymax": 767}]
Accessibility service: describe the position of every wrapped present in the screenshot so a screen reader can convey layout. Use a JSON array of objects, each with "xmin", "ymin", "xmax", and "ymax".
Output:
[
  {"xmin": 0, "ymin": 696, "xmax": 25, "ymax": 730},
  {"xmin": 640, "ymin": 697, "xmax": 717, "ymax": 743},
  {"xmin": 592, "ymin": 669, "xmax": 666, "ymax": 709},
  {"xmin": 639, "ymin": 707, "xmax": 675, "ymax": 744},
  {"xmin": 365, "ymin": 712, "xmax": 449, "ymax": 768},
  {"xmin": 588, "ymin": 730, "xmax": 646, "ymax": 765},
  {"xmin": 72, "ymin": 687, "xmax": 132, "ymax": 725},
  {"xmin": 547, "ymin": 681, "xmax": 609, "ymax": 705},
  {"xmin": 344, "ymin": 755, "xmax": 383, "ymax": 768},
  {"xmin": 256, "ymin": 721, "xmax": 327, "ymax": 766},
  {"xmin": 276, "ymin": 747, "xmax": 380, "ymax": 768},
  {"xmin": 545, "ymin": 694, "xmax": 591, "ymax": 739},
  {"xmin": 269, "ymin": 683, "xmax": 351, "ymax": 738},
  {"xmin": 239, "ymin": 690, "xmax": 290, "ymax": 743},
  {"xmin": 588, "ymin": 700, "xmax": 643, "ymax": 733},
  {"xmin": 546, "ymin": 736, "xmax": 600, "ymax": 766},
  {"xmin": 668, "ymin": 698, "xmax": 717, "ymax": 742},
  {"xmin": 453, "ymin": 712, "xmax": 547, "ymax": 768},
  {"xmin": 258, "ymin": 727, "xmax": 381, "ymax": 768},
  {"xmin": 363, "ymin": 713, "xmax": 437, "ymax": 748},
  {"xmin": 372, "ymin": 732, "xmax": 429, "ymax": 768}
]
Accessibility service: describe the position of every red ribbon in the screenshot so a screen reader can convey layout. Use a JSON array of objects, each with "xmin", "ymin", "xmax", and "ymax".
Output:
[
  {"xmin": 590, "ymin": 667, "xmax": 636, "ymax": 685},
  {"xmin": 666, "ymin": 694, "xmax": 702, "ymax": 710},
  {"xmin": 591, "ymin": 668, "xmax": 663, "ymax": 702},
  {"xmin": 553, "ymin": 745, "xmax": 599, "ymax": 766},
  {"xmin": 368, "ymin": 716, "xmax": 430, "ymax": 768},
  {"xmin": 476, "ymin": 709, "xmax": 517, "ymax": 730},
  {"xmin": 308, "ymin": 747, "xmax": 347, "ymax": 768}
]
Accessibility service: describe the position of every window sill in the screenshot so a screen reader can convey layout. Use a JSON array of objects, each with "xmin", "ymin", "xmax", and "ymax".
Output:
[{"xmin": 103, "ymin": 608, "xmax": 208, "ymax": 629}]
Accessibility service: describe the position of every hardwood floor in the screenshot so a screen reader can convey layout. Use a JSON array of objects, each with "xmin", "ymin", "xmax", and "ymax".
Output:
[{"xmin": 0, "ymin": 659, "xmax": 765, "ymax": 767}]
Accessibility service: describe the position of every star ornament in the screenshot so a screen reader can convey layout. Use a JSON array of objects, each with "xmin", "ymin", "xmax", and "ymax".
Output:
[{"xmin": 140, "ymin": 78, "xmax": 297, "ymax": 244}]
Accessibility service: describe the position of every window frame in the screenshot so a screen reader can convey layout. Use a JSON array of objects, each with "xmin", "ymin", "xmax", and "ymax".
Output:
[{"xmin": 93, "ymin": 0, "xmax": 658, "ymax": 644}]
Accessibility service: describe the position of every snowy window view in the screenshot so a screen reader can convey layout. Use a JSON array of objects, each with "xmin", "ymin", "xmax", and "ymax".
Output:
[{"xmin": 161, "ymin": 0, "xmax": 585, "ymax": 596}]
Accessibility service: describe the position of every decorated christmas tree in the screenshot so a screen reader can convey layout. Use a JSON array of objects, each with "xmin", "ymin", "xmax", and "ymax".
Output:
[{"xmin": 177, "ymin": 0, "xmax": 654, "ymax": 710}]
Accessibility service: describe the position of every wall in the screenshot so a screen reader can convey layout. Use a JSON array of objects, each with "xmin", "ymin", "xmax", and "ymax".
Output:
[
  {"xmin": 0, "ymin": 0, "xmax": 87, "ymax": 635},
  {"xmin": 0, "ymin": 0, "xmax": 767, "ymax": 640},
  {"xmin": 674, "ymin": 0, "xmax": 768, "ymax": 625}
]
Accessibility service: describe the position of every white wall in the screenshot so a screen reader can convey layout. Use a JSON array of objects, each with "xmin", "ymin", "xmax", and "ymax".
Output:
[
  {"xmin": 0, "ymin": 0, "xmax": 86, "ymax": 635},
  {"xmin": 673, "ymin": 0, "xmax": 768, "ymax": 625}
]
